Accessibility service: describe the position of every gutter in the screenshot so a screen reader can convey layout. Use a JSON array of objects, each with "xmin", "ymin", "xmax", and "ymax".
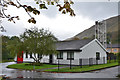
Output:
[{"xmin": 57, "ymin": 49, "xmax": 82, "ymax": 52}]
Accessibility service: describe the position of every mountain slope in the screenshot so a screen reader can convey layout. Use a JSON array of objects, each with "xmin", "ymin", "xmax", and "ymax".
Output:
[{"xmin": 65, "ymin": 15, "xmax": 119, "ymax": 43}]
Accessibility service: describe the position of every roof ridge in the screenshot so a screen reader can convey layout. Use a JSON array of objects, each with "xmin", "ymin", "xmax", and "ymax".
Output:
[{"xmin": 58, "ymin": 38, "xmax": 93, "ymax": 42}]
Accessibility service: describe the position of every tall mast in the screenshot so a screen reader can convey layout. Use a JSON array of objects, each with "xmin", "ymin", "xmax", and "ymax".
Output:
[{"xmin": 95, "ymin": 20, "xmax": 107, "ymax": 48}]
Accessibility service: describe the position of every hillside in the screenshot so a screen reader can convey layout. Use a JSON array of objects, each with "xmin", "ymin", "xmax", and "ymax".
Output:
[{"xmin": 65, "ymin": 15, "xmax": 119, "ymax": 44}]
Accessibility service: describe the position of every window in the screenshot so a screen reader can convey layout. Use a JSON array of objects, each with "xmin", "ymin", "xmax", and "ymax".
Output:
[
  {"xmin": 96, "ymin": 52, "xmax": 100, "ymax": 60},
  {"xmin": 30, "ymin": 54, "xmax": 32, "ymax": 58},
  {"xmin": 57, "ymin": 52, "xmax": 63, "ymax": 59},
  {"xmin": 113, "ymin": 49, "xmax": 117, "ymax": 52},
  {"xmin": 38, "ymin": 54, "xmax": 42, "ymax": 58},
  {"xmin": 67, "ymin": 51, "xmax": 74, "ymax": 60}
]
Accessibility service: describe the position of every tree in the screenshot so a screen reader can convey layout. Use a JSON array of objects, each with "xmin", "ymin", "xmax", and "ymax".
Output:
[
  {"xmin": 2, "ymin": 36, "xmax": 21, "ymax": 60},
  {"xmin": 6, "ymin": 36, "xmax": 24, "ymax": 57},
  {"xmin": 20, "ymin": 27, "xmax": 58, "ymax": 63},
  {"xmin": 2, "ymin": 36, "xmax": 10, "ymax": 60},
  {"xmin": 0, "ymin": 0, "xmax": 75, "ymax": 24}
]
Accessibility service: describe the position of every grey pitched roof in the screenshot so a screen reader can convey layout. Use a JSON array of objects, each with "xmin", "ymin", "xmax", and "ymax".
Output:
[
  {"xmin": 107, "ymin": 44, "xmax": 120, "ymax": 48},
  {"xmin": 56, "ymin": 39, "xmax": 93, "ymax": 51}
]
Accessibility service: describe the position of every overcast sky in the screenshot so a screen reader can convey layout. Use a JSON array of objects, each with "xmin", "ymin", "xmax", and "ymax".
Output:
[{"xmin": 1, "ymin": 0, "xmax": 119, "ymax": 40}]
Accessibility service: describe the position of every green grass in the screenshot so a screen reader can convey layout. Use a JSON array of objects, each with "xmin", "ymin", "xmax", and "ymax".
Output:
[
  {"xmin": 7, "ymin": 63, "xmax": 61, "ymax": 70},
  {"xmin": 107, "ymin": 60, "xmax": 117, "ymax": 63},
  {"xmin": 44, "ymin": 62, "xmax": 118, "ymax": 72},
  {"xmin": 0, "ymin": 76, "xmax": 2, "ymax": 80}
]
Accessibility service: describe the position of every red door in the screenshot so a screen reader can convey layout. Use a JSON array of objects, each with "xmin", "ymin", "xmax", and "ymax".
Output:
[{"xmin": 17, "ymin": 51, "xmax": 23, "ymax": 63}]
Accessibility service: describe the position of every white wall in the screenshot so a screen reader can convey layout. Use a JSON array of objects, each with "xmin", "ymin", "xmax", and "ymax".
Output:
[
  {"xmin": 22, "ymin": 51, "xmax": 82, "ymax": 65},
  {"xmin": 53, "ymin": 52, "xmax": 80, "ymax": 65},
  {"xmin": 23, "ymin": 53, "xmax": 35, "ymax": 62},
  {"xmin": 22, "ymin": 53, "xmax": 50, "ymax": 63},
  {"xmin": 80, "ymin": 40, "xmax": 107, "ymax": 65}
]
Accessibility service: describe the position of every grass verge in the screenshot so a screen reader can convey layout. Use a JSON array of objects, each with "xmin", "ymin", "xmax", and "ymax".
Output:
[
  {"xmin": 44, "ymin": 62, "xmax": 118, "ymax": 73},
  {"xmin": 7, "ymin": 63, "xmax": 62, "ymax": 70}
]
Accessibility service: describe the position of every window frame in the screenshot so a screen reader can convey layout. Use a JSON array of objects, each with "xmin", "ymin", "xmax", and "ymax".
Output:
[
  {"xmin": 57, "ymin": 51, "xmax": 63, "ymax": 59},
  {"xmin": 67, "ymin": 51, "xmax": 74, "ymax": 60},
  {"xmin": 96, "ymin": 52, "xmax": 100, "ymax": 60}
]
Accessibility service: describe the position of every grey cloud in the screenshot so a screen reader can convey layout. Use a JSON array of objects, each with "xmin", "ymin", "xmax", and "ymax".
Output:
[
  {"xmin": 73, "ymin": 2, "xmax": 118, "ymax": 20},
  {"xmin": 20, "ymin": 1, "xmax": 118, "ymax": 20},
  {"xmin": 23, "ymin": 2, "xmax": 58, "ymax": 18},
  {"xmin": 40, "ymin": 6, "xmax": 58, "ymax": 18},
  {"xmin": 2, "ymin": 20, "xmax": 25, "ymax": 36}
]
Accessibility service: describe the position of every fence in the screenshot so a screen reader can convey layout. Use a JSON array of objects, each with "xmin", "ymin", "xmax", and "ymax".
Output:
[
  {"xmin": 56, "ymin": 57, "xmax": 107, "ymax": 65},
  {"xmin": 107, "ymin": 55, "xmax": 117, "ymax": 63},
  {"xmin": 40, "ymin": 57, "xmax": 113, "ymax": 70},
  {"xmin": 27, "ymin": 56, "xmax": 117, "ymax": 70}
]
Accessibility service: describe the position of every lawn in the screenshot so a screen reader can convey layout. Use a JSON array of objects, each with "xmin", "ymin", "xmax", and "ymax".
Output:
[
  {"xmin": 7, "ymin": 63, "xmax": 62, "ymax": 70},
  {"xmin": 44, "ymin": 62, "xmax": 118, "ymax": 72},
  {"xmin": 0, "ymin": 76, "xmax": 2, "ymax": 80}
]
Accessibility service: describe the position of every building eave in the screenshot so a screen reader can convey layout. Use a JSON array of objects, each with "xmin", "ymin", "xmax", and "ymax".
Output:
[{"xmin": 57, "ymin": 49, "xmax": 82, "ymax": 52}]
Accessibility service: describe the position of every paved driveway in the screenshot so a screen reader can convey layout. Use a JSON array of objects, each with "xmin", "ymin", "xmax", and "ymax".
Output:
[{"xmin": 0, "ymin": 62, "xmax": 119, "ymax": 78}]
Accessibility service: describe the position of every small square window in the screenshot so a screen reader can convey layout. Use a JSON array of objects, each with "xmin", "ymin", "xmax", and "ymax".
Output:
[
  {"xmin": 57, "ymin": 52, "xmax": 63, "ymax": 59},
  {"xmin": 96, "ymin": 52, "xmax": 100, "ymax": 60},
  {"xmin": 67, "ymin": 51, "xmax": 74, "ymax": 60}
]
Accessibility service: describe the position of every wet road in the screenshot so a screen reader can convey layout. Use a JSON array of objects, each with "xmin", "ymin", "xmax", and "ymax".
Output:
[{"xmin": 0, "ymin": 62, "xmax": 119, "ymax": 78}]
